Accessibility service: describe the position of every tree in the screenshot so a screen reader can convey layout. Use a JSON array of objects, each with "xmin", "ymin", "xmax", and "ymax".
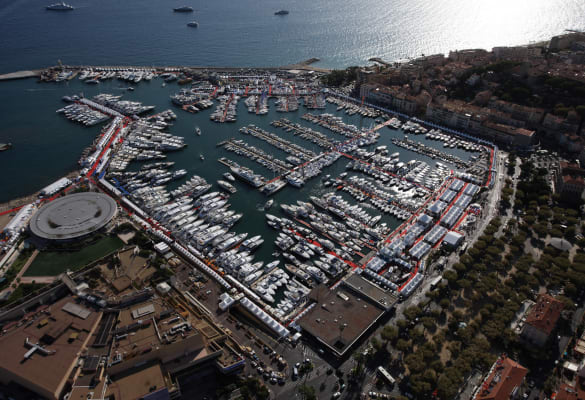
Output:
[
  {"xmin": 404, "ymin": 306, "xmax": 422, "ymax": 321},
  {"xmin": 298, "ymin": 384, "xmax": 316, "ymax": 400},
  {"xmin": 381, "ymin": 325, "xmax": 398, "ymax": 343},
  {"xmin": 370, "ymin": 337, "xmax": 383, "ymax": 353},
  {"xmin": 396, "ymin": 339, "xmax": 411, "ymax": 352}
]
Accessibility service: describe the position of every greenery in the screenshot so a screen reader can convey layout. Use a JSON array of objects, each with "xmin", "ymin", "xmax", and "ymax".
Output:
[
  {"xmin": 322, "ymin": 67, "xmax": 358, "ymax": 87},
  {"xmin": 238, "ymin": 377, "xmax": 269, "ymax": 400},
  {"xmin": 0, "ymin": 283, "xmax": 45, "ymax": 305},
  {"xmin": 298, "ymin": 384, "xmax": 316, "ymax": 400},
  {"xmin": 0, "ymin": 245, "xmax": 33, "ymax": 291},
  {"xmin": 25, "ymin": 236, "xmax": 123, "ymax": 276}
]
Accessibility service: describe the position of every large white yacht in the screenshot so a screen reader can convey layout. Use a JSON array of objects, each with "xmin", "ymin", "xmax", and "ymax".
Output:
[{"xmin": 46, "ymin": 2, "xmax": 74, "ymax": 10}]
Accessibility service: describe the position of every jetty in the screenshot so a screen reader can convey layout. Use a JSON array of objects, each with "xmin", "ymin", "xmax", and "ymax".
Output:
[{"xmin": 0, "ymin": 70, "xmax": 42, "ymax": 81}]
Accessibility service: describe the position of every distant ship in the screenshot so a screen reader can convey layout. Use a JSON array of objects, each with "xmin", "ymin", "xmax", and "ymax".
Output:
[
  {"xmin": 274, "ymin": 10, "xmax": 289, "ymax": 15},
  {"xmin": 46, "ymin": 2, "xmax": 74, "ymax": 10},
  {"xmin": 173, "ymin": 6, "xmax": 193, "ymax": 12},
  {"xmin": 187, "ymin": 21, "xmax": 199, "ymax": 28}
]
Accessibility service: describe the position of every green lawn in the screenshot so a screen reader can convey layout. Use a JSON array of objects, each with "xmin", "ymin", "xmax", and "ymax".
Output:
[{"xmin": 24, "ymin": 236, "xmax": 124, "ymax": 277}]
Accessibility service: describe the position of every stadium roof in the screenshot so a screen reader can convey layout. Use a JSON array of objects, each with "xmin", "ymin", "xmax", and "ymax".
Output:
[{"xmin": 30, "ymin": 192, "xmax": 117, "ymax": 240}]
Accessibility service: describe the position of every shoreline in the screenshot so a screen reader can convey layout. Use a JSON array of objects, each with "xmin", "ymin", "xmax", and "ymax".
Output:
[
  {"xmin": 0, "ymin": 58, "xmax": 330, "ymax": 82},
  {"xmin": 0, "ymin": 170, "xmax": 81, "ymax": 215},
  {"xmin": 0, "ymin": 36, "xmax": 560, "ymax": 82}
]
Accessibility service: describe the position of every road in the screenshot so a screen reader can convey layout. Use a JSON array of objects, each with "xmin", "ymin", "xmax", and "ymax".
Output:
[{"xmin": 0, "ymin": 249, "xmax": 38, "ymax": 298}]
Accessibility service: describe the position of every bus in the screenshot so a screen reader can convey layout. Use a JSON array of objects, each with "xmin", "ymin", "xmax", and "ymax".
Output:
[
  {"xmin": 430, "ymin": 276, "xmax": 443, "ymax": 291},
  {"xmin": 377, "ymin": 366, "xmax": 396, "ymax": 386}
]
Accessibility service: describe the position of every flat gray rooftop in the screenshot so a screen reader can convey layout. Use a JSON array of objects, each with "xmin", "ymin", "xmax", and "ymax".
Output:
[{"xmin": 30, "ymin": 192, "xmax": 117, "ymax": 240}]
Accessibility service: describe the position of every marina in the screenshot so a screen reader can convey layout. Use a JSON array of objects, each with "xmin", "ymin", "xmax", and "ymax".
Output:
[{"xmin": 0, "ymin": 70, "xmax": 494, "ymax": 334}]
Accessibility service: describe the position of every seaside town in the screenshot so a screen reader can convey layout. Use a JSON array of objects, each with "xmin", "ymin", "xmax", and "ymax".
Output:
[{"xmin": 0, "ymin": 31, "xmax": 585, "ymax": 400}]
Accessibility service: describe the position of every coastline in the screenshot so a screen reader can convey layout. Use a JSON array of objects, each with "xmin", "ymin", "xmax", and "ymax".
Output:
[
  {"xmin": 0, "ymin": 36, "xmax": 555, "ymax": 82},
  {"xmin": 0, "ymin": 58, "xmax": 330, "ymax": 82},
  {"xmin": 0, "ymin": 170, "xmax": 80, "ymax": 215}
]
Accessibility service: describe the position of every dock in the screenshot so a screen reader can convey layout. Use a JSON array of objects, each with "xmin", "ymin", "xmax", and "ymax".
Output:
[
  {"xmin": 222, "ymin": 139, "xmax": 290, "ymax": 174},
  {"xmin": 0, "ymin": 70, "xmax": 42, "ymax": 81},
  {"xmin": 241, "ymin": 125, "xmax": 316, "ymax": 161},
  {"xmin": 271, "ymin": 118, "xmax": 335, "ymax": 149}
]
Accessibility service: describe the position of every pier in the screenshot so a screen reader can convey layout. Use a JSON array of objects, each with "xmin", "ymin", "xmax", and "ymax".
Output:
[
  {"xmin": 271, "ymin": 118, "xmax": 335, "ymax": 149},
  {"xmin": 222, "ymin": 139, "xmax": 290, "ymax": 174},
  {"xmin": 240, "ymin": 125, "xmax": 316, "ymax": 160},
  {"xmin": 0, "ymin": 70, "xmax": 42, "ymax": 81}
]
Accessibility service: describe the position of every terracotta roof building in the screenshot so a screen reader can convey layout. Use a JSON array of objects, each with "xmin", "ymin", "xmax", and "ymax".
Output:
[
  {"xmin": 555, "ymin": 367, "xmax": 585, "ymax": 400},
  {"xmin": 473, "ymin": 355, "xmax": 527, "ymax": 400},
  {"xmin": 555, "ymin": 162, "xmax": 585, "ymax": 202},
  {"xmin": 521, "ymin": 294, "xmax": 564, "ymax": 347}
]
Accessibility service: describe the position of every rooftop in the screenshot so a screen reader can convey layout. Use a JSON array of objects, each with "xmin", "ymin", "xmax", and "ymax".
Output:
[
  {"xmin": 524, "ymin": 293, "xmax": 564, "ymax": 335},
  {"xmin": 0, "ymin": 296, "xmax": 101, "ymax": 399},
  {"xmin": 473, "ymin": 355, "xmax": 527, "ymax": 400},
  {"xmin": 29, "ymin": 192, "xmax": 117, "ymax": 240},
  {"xmin": 298, "ymin": 284, "xmax": 385, "ymax": 357},
  {"xmin": 342, "ymin": 273, "xmax": 397, "ymax": 310}
]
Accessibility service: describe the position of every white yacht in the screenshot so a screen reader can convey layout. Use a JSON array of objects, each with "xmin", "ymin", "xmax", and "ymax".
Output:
[{"xmin": 46, "ymin": 2, "xmax": 74, "ymax": 10}]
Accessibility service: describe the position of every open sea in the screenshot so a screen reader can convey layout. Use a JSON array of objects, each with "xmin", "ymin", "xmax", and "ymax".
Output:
[
  {"xmin": 1, "ymin": 0, "xmax": 584, "ymax": 72},
  {"xmin": 0, "ymin": 0, "xmax": 584, "ymax": 200}
]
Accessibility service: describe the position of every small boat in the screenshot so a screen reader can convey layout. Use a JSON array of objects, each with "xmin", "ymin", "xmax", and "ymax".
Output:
[
  {"xmin": 187, "ymin": 21, "xmax": 199, "ymax": 28},
  {"xmin": 195, "ymin": 126, "xmax": 201, "ymax": 136},
  {"xmin": 217, "ymin": 180, "xmax": 237, "ymax": 194},
  {"xmin": 199, "ymin": 153, "xmax": 205, "ymax": 161},
  {"xmin": 223, "ymin": 172, "xmax": 235, "ymax": 182},
  {"xmin": 127, "ymin": 86, "xmax": 135, "ymax": 91},
  {"xmin": 264, "ymin": 199, "xmax": 274, "ymax": 210},
  {"xmin": 274, "ymin": 10, "xmax": 289, "ymax": 15},
  {"xmin": 0, "ymin": 143, "xmax": 13, "ymax": 152},
  {"xmin": 173, "ymin": 6, "xmax": 193, "ymax": 12}
]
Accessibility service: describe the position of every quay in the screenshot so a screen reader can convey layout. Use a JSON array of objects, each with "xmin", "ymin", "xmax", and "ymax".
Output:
[
  {"xmin": 0, "ymin": 69, "xmax": 42, "ymax": 81},
  {"xmin": 0, "ymin": 59, "xmax": 331, "ymax": 84}
]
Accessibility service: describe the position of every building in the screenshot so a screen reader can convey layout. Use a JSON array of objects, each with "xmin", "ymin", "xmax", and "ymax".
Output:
[
  {"xmin": 472, "ymin": 355, "xmax": 528, "ymax": 400},
  {"xmin": 542, "ymin": 113, "xmax": 580, "ymax": 137},
  {"xmin": 521, "ymin": 293, "xmax": 564, "ymax": 347},
  {"xmin": 29, "ymin": 192, "xmax": 118, "ymax": 242},
  {"xmin": 550, "ymin": 33, "xmax": 585, "ymax": 52},
  {"xmin": 555, "ymin": 162, "xmax": 585, "ymax": 201},
  {"xmin": 448, "ymin": 49, "xmax": 489, "ymax": 63},
  {"xmin": 0, "ymin": 259, "xmax": 245, "ymax": 399},
  {"xmin": 480, "ymin": 122, "xmax": 535, "ymax": 148},
  {"xmin": 487, "ymin": 99, "xmax": 545, "ymax": 127},
  {"xmin": 0, "ymin": 297, "xmax": 102, "ymax": 400},
  {"xmin": 556, "ymin": 366, "xmax": 585, "ymax": 400},
  {"xmin": 297, "ymin": 284, "xmax": 388, "ymax": 358},
  {"xmin": 425, "ymin": 100, "xmax": 485, "ymax": 131},
  {"xmin": 412, "ymin": 53, "xmax": 445, "ymax": 67},
  {"xmin": 360, "ymin": 84, "xmax": 418, "ymax": 114},
  {"xmin": 492, "ymin": 46, "xmax": 542, "ymax": 60}
]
